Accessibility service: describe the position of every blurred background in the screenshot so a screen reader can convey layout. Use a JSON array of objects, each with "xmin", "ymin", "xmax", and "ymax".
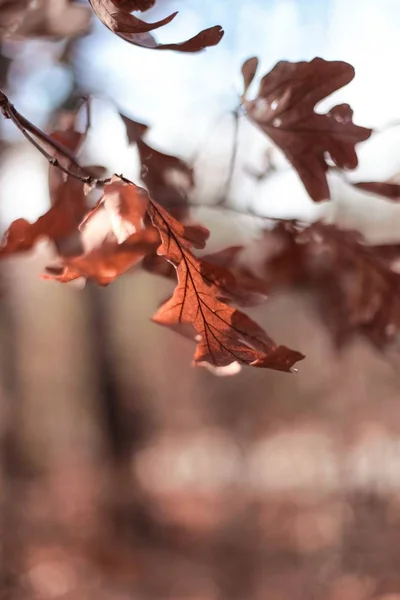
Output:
[{"xmin": 2, "ymin": 1, "xmax": 400, "ymax": 599}]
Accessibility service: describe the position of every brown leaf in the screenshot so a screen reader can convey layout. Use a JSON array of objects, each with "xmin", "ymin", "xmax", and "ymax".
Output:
[
  {"xmin": 241, "ymin": 56, "xmax": 259, "ymax": 96},
  {"xmin": 143, "ymin": 244, "xmax": 269, "ymax": 307},
  {"xmin": 79, "ymin": 176, "xmax": 150, "ymax": 250},
  {"xmin": 244, "ymin": 57, "xmax": 372, "ymax": 202},
  {"xmin": 136, "ymin": 138, "xmax": 194, "ymax": 219},
  {"xmin": 120, "ymin": 114, "xmax": 193, "ymax": 219},
  {"xmin": 262, "ymin": 221, "xmax": 400, "ymax": 349},
  {"xmin": 111, "ymin": 0, "xmax": 156, "ymax": 11},
  {"xmin": 0, "ymin": 104, "xmax": 103, "ymax": 258},
  {"xmin": 43, "ymin": 226, "xmax": 160, "ymax": 285},
  {"xmin": 148, "ymin": 200, "xmax": 304, "ymax": 372},
  {"xmin": 89, "ymin": 0, "xmax": 224, "ymax": 51},
  {"xmin": 0, "ymin": 0, "xmax": 33, "ymax": 35},
  {"xmin": 0, "ymin": 176, "xmax": 86, "ymax": 257},
  {"xmin": 45, "ymin": 177, "xmax": 158, "ymax": 284},
  {"xmin": 370, "ymin": 243, "xmax": 400, "ymax": 264},
  {"xmin": 200, "ymin": 246, "xmax": 269, "ymax": 306},
  {"xmin": 47, "ymin": 107, "xmax": 96, "ymax": 256},
  {"xmin": 120, "ymin": 113, "xmax": 149, "ymax": 144},
  {"xmin": 352, "ymin": 181, "xmax": 400, "ymax": 200}
]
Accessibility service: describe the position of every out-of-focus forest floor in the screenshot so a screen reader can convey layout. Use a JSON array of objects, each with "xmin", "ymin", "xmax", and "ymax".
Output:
[{"xmin": 2, "ymin": 247, "xmax": 400, "ymax": 600}]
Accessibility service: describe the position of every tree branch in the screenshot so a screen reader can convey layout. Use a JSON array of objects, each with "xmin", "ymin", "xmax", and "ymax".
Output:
[{"xmin": 0, "ymin": 89, "xmax": 110, "ymax": 187}]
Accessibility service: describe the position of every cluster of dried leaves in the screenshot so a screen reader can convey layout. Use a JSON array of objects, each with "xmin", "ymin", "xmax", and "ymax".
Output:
[
  {"xmin": 0, "ymin": 0, "xmax": 400, "ymax": 375},
  {"xmin": 251, "ymin": 221, "xmax": 400, "ymax": 350}
]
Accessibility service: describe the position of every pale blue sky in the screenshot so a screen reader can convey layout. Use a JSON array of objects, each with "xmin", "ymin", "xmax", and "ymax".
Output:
[{"xmin": 3, "ymin": 0, "xmax": 400, "ymax": 234}]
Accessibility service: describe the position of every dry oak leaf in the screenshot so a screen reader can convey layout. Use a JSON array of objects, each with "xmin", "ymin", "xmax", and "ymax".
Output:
[
  {"xmin": 143, "ymin": 245, "xmax": 269, "ymax": 308},
  {"xmin": 243, "ymin": 57, "xmax": 372, "ymax": 202},
  {"xmin": 200, "ymin": 246, "xmax": 269, "ymax": 307},
  {"xmin": 120, "ymin": 113, "xmax": 193, "ymax": 219},
  {"xmin": 148, "ymin": 200, "xmax": 304, "ymax": 373},
  {"xmin": 241, "ymin": 56, "xmax": 259, "ymax": 96},
  {"xmin": 44, "ymin": 177, "xmax": 156, "ymax": 284},
  {"xmin": 44, "ymin": 227, "xmax": 160, "ymax": 285},
  {"xmin": 0, "ymin": 176, "xmax": 86, "ymax": 257},
  {"xmin": 0, "ymin": 105, "xmax": 95, "ymax": 257},
  {"xmin": 89, "ymin": 0, "xmax": 224, "ymax": 51}
]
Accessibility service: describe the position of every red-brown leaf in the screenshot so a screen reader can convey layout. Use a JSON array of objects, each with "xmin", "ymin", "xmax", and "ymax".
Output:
[
  {"xmin": 78, "ymin": 176, "xmax": 150, "ymax": 256},
  {"xmin": 120, "ymin": 113, "xmax": 149, "ymax": 144},
  {"xmin": 143, "ymin": 244, "xmax": 269, "ymax": 307},
  {"xmin": 43, "ymin": 226, "xmax": 159, "ymax": 285},
  {"xmin": 352, "ymin": 181, "xmax": 400, "ymax": 200},
  {"xmin": 120, "ymin": 114, "xmax": 193, "ymax": 219},
  {"xmin": 136, "ymin": 138, "xmax": 194, "ymax": 219},
  {"xmin": 45, "ymin": 177, "xmax": 158, "ymax": 284},
  {"xmin": 262, "ymin": 221, "xmax": 400, "ymax": 349},
  {"xmin": 147, "ymin": 200, "xmax": 304, "ymax": 372},
  {"xmin": 88, "ymin": 0, "xmax": 224, "ymax": 52},
  {"xmin": 0, "ymin": 176, "xmax": 86, "ymax": 256},
  {"xmin": 111, "ymin": 0, "xmax": 155, "ymax": 11},
  {"xmin": 244, "ymin": 57, "xmax": 372, "ymax": 202},
  {"xmin": 200, "ymin": 246, "xmax": 269, "ymax": 306},
  {"xmin": 241, "ymin": 56, "xmax": 259, "ymax": 96}
]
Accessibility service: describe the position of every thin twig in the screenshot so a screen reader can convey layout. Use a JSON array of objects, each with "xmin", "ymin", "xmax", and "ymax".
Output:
[
  {"xmin": 189, "ymin": 110, "xmax": 233, "ymax": 167},
  {"xmin": 217, "ymin": 107, "xmax": 240, "ymax": 206},
  {"xmin": 181, "ymin": 197, "xmax": 311, "ymax": 229},
  {"xmin": 0, "ymin": 89, "xmax": 110, "ymax": 187},
  {"xmin": 82, "ymin": 95, "xmax": 92, "ymax": 133},
  {"xmin": 0, "ymin": 89, "xmax": 305, "ymax": 230}
]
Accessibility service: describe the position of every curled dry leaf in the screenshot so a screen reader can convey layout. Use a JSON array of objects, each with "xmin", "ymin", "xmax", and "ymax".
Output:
[
  {"xmin": 44, "ymin": 177, "xmax": 156, "ymax": 285},
  {"xmin": 244, "ymin": 57, "xmax": 372, "ymax": 202},
  {"xmin": 112, "ymin": 1, "xmax": 156, "ymax": 11},
  {"xmin": 89, "ymin": 0, "xmax": 224, "ymax": 52},
  {"xmin": 148, "ymin": 200, "xmax": 304, "ymax": 372},
  {"xmin": 44, "ymin": 227, "xmax": 160, "ymax": 285}
]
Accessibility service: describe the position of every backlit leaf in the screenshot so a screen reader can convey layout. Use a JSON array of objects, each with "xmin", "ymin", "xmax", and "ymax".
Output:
[{"xmin": 244, "ymin": 57, "xmax": 372, "ymax": 201}]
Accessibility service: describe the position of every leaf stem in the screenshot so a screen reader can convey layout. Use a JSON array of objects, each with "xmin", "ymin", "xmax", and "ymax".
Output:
[{"xmin": 218, "ymin": 107, "xmax": 240, "ymax": 206}]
